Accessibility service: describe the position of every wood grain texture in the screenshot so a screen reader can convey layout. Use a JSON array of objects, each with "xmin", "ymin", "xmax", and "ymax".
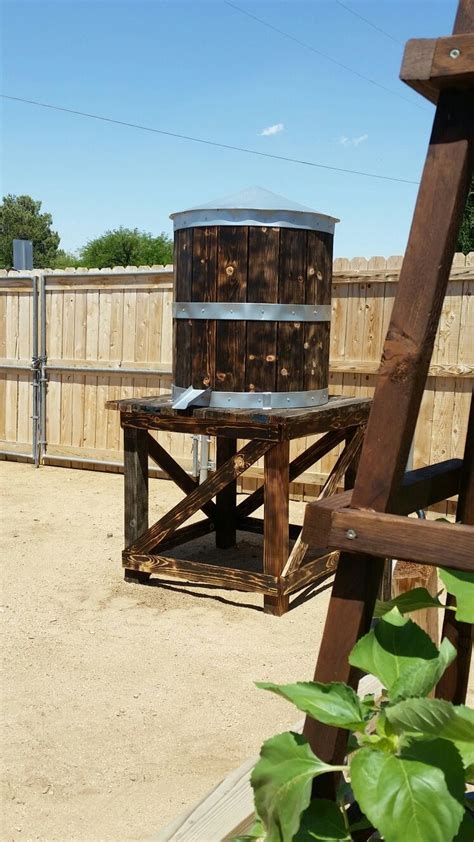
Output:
[
  {"xmin": 121, "ymin": 554, "xmax": 279, "ymax": 594},
  {"xmin": 277, "ymin": 228, "xmax": 306, "ymax": 392},
  {"xmin": 173, "ymin": 228, "xmax": 193, "ymax": 388},
  {"xmin": 129, "ymin": 438, "xmax": 273, "ymax": 553},
  {"xmin": 191, "ymin": 227, "xmax": 217, "ymax": 389},
  {"xmin": 393, "ymin": 561, "xmax": 439, "ymax": 644},
  {"xmin": 215, "ymin": 227, "xmax": 248, "ymax": 392},
  {"xmin": 246, "ymin": 226, "xmax": 280, "ymax": 393},
  {"xmin": 304, "ymin": 231, "xmax": 333, "ymax": 391},
  {"xmin": 263, "ymin": 440, "xmax": 290, "ymax": 615},
  {"xmin": 401, "ymin": 33, "xmax": 474, "ymax": 103},
  {"xmin": 123, "ymin": 426, "xmax": 150, "ymax": 583},
  {"xmin": 215, "ymin": 437, "xmax": 237, "ymax": 549},
  {"xmin": 147, "ymin": 432, "xmax": 216, "ymax": 519}
]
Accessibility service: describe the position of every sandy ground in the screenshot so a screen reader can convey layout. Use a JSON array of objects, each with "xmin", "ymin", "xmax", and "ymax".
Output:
[{"xmin": 1, "ymin": 462, "xmax": 333, "ymax": 842}]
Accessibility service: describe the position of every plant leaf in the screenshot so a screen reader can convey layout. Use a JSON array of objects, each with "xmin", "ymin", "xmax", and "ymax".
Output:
[
  {"xmin": 389, "ymin": 637, "xmax": 456, "ymax": 701},
  {"xmin": 374, "ymin": 588, "xmax": 444, "ymax": 618},
  {"xmin": 401, "ymin": 738, "xmax": 466, "ymax": 806},
  {"xmin": 350, "ymin": 744, "xmax": 464, "ymax": 842},
  {"xmin": 294, "ymin": 799, "xmax": 351, "ymax": 841},
  {"xmin": 256, "ymin": 681, "xmax": 368, "ymax": 730},
  {"xmin": 386, "ymin": 698, "xmax": 474, "ymax": 746},
  {"xmin": 251, "ymin": 732, "xmax": 345, "ymax": 842},
  {"xmin": 349, "ymin": 607, "xmax": 454, "ymax": 699},
  {"xmin": 439, "ymin": 568, "xmax": 474, "ymax": 622}
]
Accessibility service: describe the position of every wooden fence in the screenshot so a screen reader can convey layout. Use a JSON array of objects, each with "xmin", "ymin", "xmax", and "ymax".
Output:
[{"xmin": 1, "ymin": 254, "xmax": 472, "ymax": 508}]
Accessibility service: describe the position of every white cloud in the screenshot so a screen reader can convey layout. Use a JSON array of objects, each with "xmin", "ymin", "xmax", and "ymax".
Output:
[
  {"xmin": 259, "ymin": 123, "xmax": 284, "ymax": 137},
  {"xmin": 339, "ymin": 134, "xmax": 368, "ymax": 147}
]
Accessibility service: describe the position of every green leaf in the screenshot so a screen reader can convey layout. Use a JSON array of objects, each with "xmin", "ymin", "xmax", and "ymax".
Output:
[
  {"xmin": 256, "ymin": 681, "xmax": 368, "ymax": 731},
  {"xmin": 251, "ymin": 732, "xmax": 345, "ymax": 842},
  {"xmin": 439, "ymin": 569, "xmax": 474, "ymax": 623},
  {"xmin": 294, "ymin": 799, "xmax": 351, "ymax": 841},
  {"xmin": 386, "ymin": 698, "xmax": 474, "ymax": 746},
  {"xmin": 374, "ymin": 588, "xmax": 444, "ymax": 618},
  {"xmin": 349, "ymin": 607, "xmax": 454, "ymax": 699},
  {"xmin": 350, "ymin": 744, "xmax": 464, "ymax": 842},
  {"xmin": 389, "ymin": 637, "xmax": 456, "ymax": 701},
  {"xmin": 401, "ymin": 739, "xmax": 466, "ymax": 806}
]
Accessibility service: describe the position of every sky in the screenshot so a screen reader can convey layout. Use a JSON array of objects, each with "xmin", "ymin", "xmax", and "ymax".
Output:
[{"xmin": 1, "ymin": 0, "xmax": 460, "ymax": 259}]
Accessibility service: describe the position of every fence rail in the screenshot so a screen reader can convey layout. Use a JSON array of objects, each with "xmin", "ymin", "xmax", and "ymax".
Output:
[{"xmin": 1, "ymin": 254, "xmax": 473, "ymax": 509}]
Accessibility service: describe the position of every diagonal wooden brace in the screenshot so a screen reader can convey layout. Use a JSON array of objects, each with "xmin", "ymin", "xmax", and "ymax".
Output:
[
  {"xmin": 126, "ymin": 438, "xmax": 274, "ymax": 555},
  {"xmin": 146, "ymin": 431, "xmax": 216, "ymax": 519}
]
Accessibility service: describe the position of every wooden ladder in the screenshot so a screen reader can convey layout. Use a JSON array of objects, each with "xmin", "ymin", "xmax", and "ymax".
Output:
[{"xmin": 300, "ymin": 0, "xmax": 474, "ymax": 783}]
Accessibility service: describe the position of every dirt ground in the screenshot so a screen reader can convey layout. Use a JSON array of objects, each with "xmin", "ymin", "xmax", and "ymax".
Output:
[{"xmin": 1, "ymin": 461, "xmax": 333, "ymax": 842}]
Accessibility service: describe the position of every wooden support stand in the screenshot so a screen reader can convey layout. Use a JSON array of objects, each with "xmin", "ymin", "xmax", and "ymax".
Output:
[{"xmin": 107, "ymin": 394, "xmax": 371, "ymax": 616}]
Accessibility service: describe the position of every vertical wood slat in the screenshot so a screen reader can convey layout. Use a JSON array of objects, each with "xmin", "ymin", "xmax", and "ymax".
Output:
[
  {"xmin": 304, "ymin": 231, "xmax": 333, "ymax": 391},
  {"xmin": 174, "ymin": 229, "xmax": 193, "ymax": 388},
  {"xmin": 192, "ymin": 227, "xmax": 218, "ymax": 389},
  {"xmin": 277, "ymin": 228, "xmax": 306, "ymax": 392},
  {"xmin": 246, "ymin": 226, "xmax": 280, "ymax": 393},
  {"xmin": 215, "ymin": 227, "xmax": 248, "ymax": 392}
]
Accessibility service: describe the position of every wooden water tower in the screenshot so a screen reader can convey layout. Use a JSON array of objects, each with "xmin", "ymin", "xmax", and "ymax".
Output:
[
  {"xmin": 170, "ymin": 187, "xmax": 339, "ymax": 410},
  {"xmin": 109, "ymin": 188, "xmax": 371, "ymax": 615}
]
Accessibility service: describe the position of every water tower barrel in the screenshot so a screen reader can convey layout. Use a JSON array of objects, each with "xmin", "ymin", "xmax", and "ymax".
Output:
[{"xmin": 170, "ymin": 188, "xmax": 339, "ymax": 410}]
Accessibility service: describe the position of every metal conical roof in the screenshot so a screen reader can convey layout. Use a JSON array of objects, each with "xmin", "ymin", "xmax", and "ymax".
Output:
[{"xmin": 170, "ymin": 186, "xmax": 339, "ymax": 233}]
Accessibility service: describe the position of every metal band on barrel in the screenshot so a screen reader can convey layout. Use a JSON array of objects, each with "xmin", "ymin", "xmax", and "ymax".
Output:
[
  {"xmin": 172, "ymin": 302, "xmax": 331, "ymax": 322},
  {"xmin": 171, "ymin": 384, "xmax": 328, "ymax": 410}
]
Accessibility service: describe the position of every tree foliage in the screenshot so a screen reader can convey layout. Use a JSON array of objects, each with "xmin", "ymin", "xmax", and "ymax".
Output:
[
  {"xmin": 456, "ymin": 174, "xmax": 474, "ymax": 255},
  {"xmin": 0, "ymin": 194, "xmax": 60, "ymax": 269},
  {"xmin": 79, "ymin": 227, "xmax": 173, "ymax": 268}
]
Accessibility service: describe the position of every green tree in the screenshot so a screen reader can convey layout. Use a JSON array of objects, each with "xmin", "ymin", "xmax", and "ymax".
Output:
[
  {"xmin": 52, "ymin": 249, "xmax": 81, "ymax": 269},
  {"xmin": 0, "ymin": 194, "xmax": 60, "ymax": 269},
  {"xmin": 456, "ymin": 174, "xmax": 474, "ymax": 254},
  {"xmin": 80, "ymin": 227, "xmax": 173, "ymax": 268}
]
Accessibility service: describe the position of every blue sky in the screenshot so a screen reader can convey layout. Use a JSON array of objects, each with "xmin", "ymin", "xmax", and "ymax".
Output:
[{"xmin": 1, "ymin": 0, "xmax": 458, "ymax": 258}]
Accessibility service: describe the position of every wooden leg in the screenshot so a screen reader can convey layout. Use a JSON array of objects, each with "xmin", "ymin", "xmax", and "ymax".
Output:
[
  {"xmin": 123, "ymin": 426, "xmax": 150, "ymax": 584},
  {"xmin": 263, "ymin": 441, "xmax": 290, "ymax": 616},
  {"xmin": 215, "ymin": 437, "xmax": 237, "ymax": 549}
]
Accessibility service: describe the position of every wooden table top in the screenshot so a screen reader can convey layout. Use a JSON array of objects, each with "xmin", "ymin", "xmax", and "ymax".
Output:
[{"xmin": 107, "ymin": 394, "xmax": 372, "ymax": 440}]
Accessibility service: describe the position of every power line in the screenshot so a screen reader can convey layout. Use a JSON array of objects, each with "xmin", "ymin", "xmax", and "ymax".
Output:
[
  {"xmin": 1, "ymin": 94, "xmax": 420, "ymax": 185},
  {"xmin": 224, "ymin": 0, "xmax": 426, "ymax": 111},
  {"xmin": 334, "ymin": 0, "xmax": 404, "ymax": 46}
]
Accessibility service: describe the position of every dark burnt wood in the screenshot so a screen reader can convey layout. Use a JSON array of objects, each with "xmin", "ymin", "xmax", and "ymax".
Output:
[
  {"xmin": 147, "ymin": 433, "xmax": 216, "ymax": 519},
  {"xmin": 112, "ymin": 396, "xmax": 369, "ymax": 613},
  {"xmin": 246, "ymin": 226, "xmax": 280, "ymax": 393},
  {"xmin": 304, "ymin": 231, "xmax": 332, "ymax": 392},
  {"xmin": 123, "ymin": 427, "xmax": 150, "ymax": 584},
  {"xmin": 107, "ymin": 394, "xmax": 372, "ymax": 441},
  {"xmin": 173, "ymin": 228, "xmax": 193, "ymax": 389},
  {"xmin": 191, "ymin": 227, "xmax": 217, "ymax": 389},
  {"xmin": 236, "ymin": 426, "xmax": 348, "ymax": 519},
  {"xmin": 216, "ymin": 437, "xmax": 237, "ymax": 549},
  {"xmin": 215, "ymin": 226, "xmax": 248, "ymax": 392},
  {"xmin": 277, "ymin": 228, "xmax": 306, "ymax": 392},
  {"xmin": 304, "ymin": 2, "xmax": 473, "ymax": 781},
  {"xmin": 263, "ymin": 440, "xmax": 290, "ymax": 615},
  {"xmin": 123, "ymin": 554, "xmax": 279, "ymax": 594},
  {"xmin": 127, "ymin": 438, "xmax": 273, "ymax": 555}
]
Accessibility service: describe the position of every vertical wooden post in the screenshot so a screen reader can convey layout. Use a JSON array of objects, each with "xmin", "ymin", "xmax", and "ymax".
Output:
[
  {"xmin": 215, "ymin": 437, "xmax": 237, "ymax": 549},
  {"xmin": 123, "ymin": 424, "xmax": 150, "ymax": 583},
  {"xmin": 263, "ymin": 440, "xmax": 290, "ymax": 615},
  {"xmin": 436, "ymin": 389, "xmax": 474, "ymax": 702}
]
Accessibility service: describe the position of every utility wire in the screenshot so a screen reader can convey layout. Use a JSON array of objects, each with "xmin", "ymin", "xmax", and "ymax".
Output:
[
  {"xmin": 224, "ymin": 0, "xmax": 426, "ymax": 111},
  {"xmin": 334, "ymin": 0, "xmax": 404, "ymax": 46},
  {"xmin": 1, "ymin": 94, "xmax": 420, "ymax": 185}
]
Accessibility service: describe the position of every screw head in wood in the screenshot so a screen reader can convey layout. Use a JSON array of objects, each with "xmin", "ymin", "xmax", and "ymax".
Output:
[
  {"xmin": 346, "ymin": 528, "xmax": 357, "ymax": 540},
  {"xmin": 449, "ymin": 48, "xmax": 461, "ymax": 58}
]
